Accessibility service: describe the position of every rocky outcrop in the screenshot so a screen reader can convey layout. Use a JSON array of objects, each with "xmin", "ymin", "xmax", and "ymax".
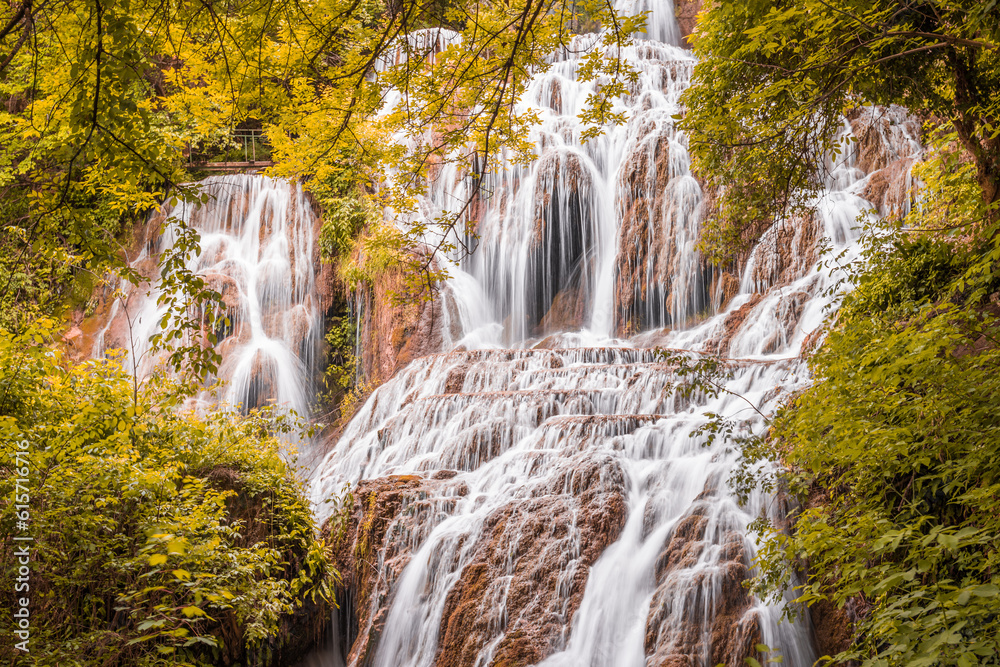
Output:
[
  {"xmin": 702, "ymin": 293, "xmax": 764, "ymax": 356},
  {"xmin": 809, "ymin": 598, "xmax": 854, "ymax": 658},
  {"xmin": 72, "ymin": 206, "xmax": 169, "ymax": 363},
  {"xmin": 538, "ymin": 282, "xmax": 588, "ymax": 333},
  {"xmin": 644, "ymin": 499, "xmax": 763, "ymax": 667},
  {"xmin": 615, "ymin": 122, "xmax": 711, "ymax": 334},
  {"xmin": 709, "ymin": 270, "xmax": 741, "ymax": 313},
  {"xmin": 848, "ymin": 105, "xmax": 922, "ymax": 217},
  {"xmin": 323, "ymin": 456, "xmax": 629, "ymax": 667},
  {"xmin": 436, "ymin": 457, "xmax": 628, "ymax": 667},
  {"xmin": 674, "ymin": 0, "xmax": 702, "ymax": 49},
  {"xmin": 323, "ymin": 475, "xmax": 440, "ymax": 667},
  {"xmin": 745, "ymin": 213, "xmax": 823, "ymax": 294},
  {"xmin": 354, "ymin": 264, "xmax": 447, "ymax": 387},
  {"xmin": 861, "ymin": 156, "xmax": 917, "ymax": 217},
  {"xmin": 615, "ymin": 126, "xmax": 673, "ymax": 334},
  {"xmin": 847, "ymin": 106, "xmax": 922, "ymax": 176}
]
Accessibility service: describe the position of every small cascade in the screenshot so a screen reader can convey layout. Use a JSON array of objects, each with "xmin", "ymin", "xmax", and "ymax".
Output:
[
  {"xmin": 414, "ymin": 32, "xmax": 705, "ymax": 344},
  {"xmin": 309, "ymin": 0, "xmax": 923, "ymax": 664},
  {"xmin": 94, "ymin": 175, "xmax": 322, "ymax": 417}
]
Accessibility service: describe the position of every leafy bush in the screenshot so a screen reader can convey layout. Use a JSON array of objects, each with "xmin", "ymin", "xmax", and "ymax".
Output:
[
  {"xmin": 318, "ymin": 196, "xmax": 371, "ymax": 261},
  {"xmin": 0, "ymin": 322, "xmax": 333, "ymax": 666},
  {"xmin": 749, "ymin": 224, "xmax": 1000, "ymax": 665}
]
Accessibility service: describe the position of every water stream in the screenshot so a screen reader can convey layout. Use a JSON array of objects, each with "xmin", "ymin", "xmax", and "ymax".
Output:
[
  {"xmin": 94, "ymin": 175, "xmax": 322, "ymax": 418},
  {"xmin": 98, "ymin": 3, "xmax": 921, "ymax": 664},
  {"xmin": 307, "ymin": 5, "xmax": 920, "ymax": 666}
]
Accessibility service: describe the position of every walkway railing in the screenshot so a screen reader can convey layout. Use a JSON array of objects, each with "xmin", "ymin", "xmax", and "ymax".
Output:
[{"xmin": 184, "ymin": 129, "xmax": 274, "ymax": 171}]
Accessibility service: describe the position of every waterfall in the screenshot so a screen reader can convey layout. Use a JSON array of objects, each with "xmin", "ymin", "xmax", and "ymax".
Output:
[
  {"xmin": 89, "ymin": 3, "xmax": 922, "ymax": 664},
  {"xmin": 94, "ymin": 175, "xmax": 322, "ymax": 418},
  {"xmin": 308, "ymin": 3, "xmax": 922, "ymax": 666}
]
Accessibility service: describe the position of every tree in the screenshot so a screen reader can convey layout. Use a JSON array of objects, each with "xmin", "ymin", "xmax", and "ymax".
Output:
[
  {"xmin": 681, "ymin": 0, "xmax": 1000, "ymax": 261},
  {"xmin": 0, "ymin": 0, "xmax": 642, "ymax": 329},
  {"xmin": 0, "ymin": 322, "xmax": 332, "ymax": 665}
]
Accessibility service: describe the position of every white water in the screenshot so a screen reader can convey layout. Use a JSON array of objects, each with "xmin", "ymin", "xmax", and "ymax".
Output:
[
  {"xmin": 94, "ymin": 175, "xmax": 322, "ymax": 418},
  {"xmin": 91, "ymin": 5, "xmax": 922, "ymax": 665},
  {"xmin": 308, "ymin": 4, "xmax": 922, "ymax": 666}
]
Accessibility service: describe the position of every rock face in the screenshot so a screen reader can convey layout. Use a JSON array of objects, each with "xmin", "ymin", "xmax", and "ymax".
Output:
[
  {"xmin": 614, "ymin": 116, "xmax": 710, "ymax": 335},
  {"xmin": 324, "ymin": 460, "xmax": 629, "ymax": 667},
  {"xmin": 644, "ymin": 498, "xmax": 762, "ymax": 667},
  {"xmin": 809, "ymin": 599, "xmax": 854, "ymax": 658},
  {"xmin": 353, "ymin": 261, "xmax": 447, "ymax": 388},
  {"xmin": 848, "ymin": 105, "xmax": 923, "ymax": 217},
  {"xmin": 79, "ymin": 208, "xmax": 166, "ymax": 362},
  {"xmin": 436, "ymin": 458, "xmax": 628, "ymax": 667},
  {"xmin": 744, "ymin": 213, "xmax": 824, "ymax": 295},
  {"xmin": 615, "ymin": 126, "xmax": 674, "ymax": 335},
  {"xmin": 674, "ymin": 0, "xmax": 702, "ymax": 48},
  {"xmin": 323, "ymin": 475, "xmax": 436, "ymax": 667}
]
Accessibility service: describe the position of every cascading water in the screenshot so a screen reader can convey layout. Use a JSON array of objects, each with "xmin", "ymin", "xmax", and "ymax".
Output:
[
  {"xmin": 89, "ymin": 5, "xmax": 922, "ymax": 664},
  {"xmin": 94, "ymin": 175, "xmax": 322, "ymax": 418},
  {"xmin": 309, "ymin": 6, "xmax": 922, "ymax": 667}
]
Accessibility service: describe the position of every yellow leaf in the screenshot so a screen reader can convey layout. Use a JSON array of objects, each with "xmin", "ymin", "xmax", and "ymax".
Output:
[
  {"xmin": 181, "ymin": 606, "xmax": 205, "ymax": 618},
  {"xmin": 148, "ymin": 554, "xmax": 168, "ymax": 567}
]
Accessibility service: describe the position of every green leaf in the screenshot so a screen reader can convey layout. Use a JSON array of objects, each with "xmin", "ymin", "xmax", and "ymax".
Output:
[
  {"xmin": 181, "ymin": 606, "xmax": 205, "ymax": 618},
  {"xmin": 973, "ymin": 584, "xmax": 999, "ymax": 597}
]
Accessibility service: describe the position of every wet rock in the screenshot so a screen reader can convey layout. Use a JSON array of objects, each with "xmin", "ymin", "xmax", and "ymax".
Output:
[
  {"xmin": 703, "ymin": 294, "xmax": 763, "ymax": 356},
  {"xmin": 435, "ymin": 457, "xmax": 628, "ymax": 667},
  {"xmin": 443, "ymin": 362, "xmax": 470, "ymax": 394},
  {"xmin": 283, "ymin": 303, "xmax": 316, "ymax": 359},
  {"xmin": 847, "ymin": 105, "xmax": 923, "ymax": 176},
  {"xmin": 746, "ymin": 214, "xmax": 823, "ymax": 293},
  {"xmin": 766, "ymin": 291, "xmax": 809, "ymax": 353},
  {"xmin": 614, "ymin": 126, "xmax": 711, "ymax": 333},
  {"xmin": 322, "ymin": 475, "xmax": 431, "ymax": 667},
  {"xmin": 615, "ymin": 129, "xmax": 672, "ymax": 334},
  {"xmin": 710, "ymin": 271, "xmax": 741, "ymax": 312},
  {"xmin": 355, "ymin": 251, "xmax": 446, "ymax": 388},
  {"xmin": 674, "ymin": 0, "xmax": 702, "ymax": 49},
  {"xmin": 809, "ymin": 598, "xmax": 853, "ymax": 658},
  {"xmin": 547, "ymin": 77, "xmax": 562, "ymax": 114},
  {"xmin": 538, "ymin": 282, "xmax": 588, "ymax": 333},
  {"xmin": 203, "ymin": 272, "xmax": 247, "ymax": 342},
  {"xmin": 861, "ymin": 157, "xmax": 917, "ymax": 217},
  {"xmin": 244, "ymin": 350, "xmax": 279, "ymax": 411},
  {"xmin": 645, "ymin": 504, "xmax": 763, "ymax": 667}
]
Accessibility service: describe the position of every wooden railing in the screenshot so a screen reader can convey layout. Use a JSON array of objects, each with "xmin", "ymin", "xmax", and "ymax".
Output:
[{"xmin": 184, "ymin": 129, "xmax": 274, "ymax": 171}]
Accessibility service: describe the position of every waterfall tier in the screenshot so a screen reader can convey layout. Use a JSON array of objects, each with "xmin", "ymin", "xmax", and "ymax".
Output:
[
  {"xmin": 312, "ymin": 345, "xmax": 819, "ymax": 667},
  {"xmin": 93, "ymin": 175, "xmax": 322, "ymax": 417}
]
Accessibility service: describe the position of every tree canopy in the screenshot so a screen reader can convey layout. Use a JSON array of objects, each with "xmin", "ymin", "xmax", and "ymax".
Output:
[
  {"xmin": 0, "ymin": 0, "xmax": 641, "ymax": 330},
  {"xmin": 682, "ymin": 0, "xmax": 1000, "ymax": 261}
]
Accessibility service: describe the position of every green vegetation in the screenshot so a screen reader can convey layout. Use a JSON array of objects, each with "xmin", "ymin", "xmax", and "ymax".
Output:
[
  {"xmin": 748, "ymin": 221, "xmax": 1000, "ymax": 666},
  {"xmin": 682, "ymin": 1, "xmax": 1000, "ymax": 662},
  {"xmin": 682, "ymin": 0, "xmax": 999, "ymax": 263},
  {"xmin": 0, "ymin": 322, "xmax": 332, "ymax": 665}
]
